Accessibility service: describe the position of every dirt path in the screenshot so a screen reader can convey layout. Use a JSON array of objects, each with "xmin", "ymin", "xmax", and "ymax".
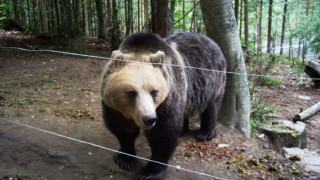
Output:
[{"xmin": 0, "ymin": 32, "xmax": 319, "ymax": 180}]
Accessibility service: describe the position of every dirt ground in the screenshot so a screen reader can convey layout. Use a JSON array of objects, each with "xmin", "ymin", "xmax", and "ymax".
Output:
[{"xmin": 0, "ymin": 31, "xmax": 319, "ymax": 180}]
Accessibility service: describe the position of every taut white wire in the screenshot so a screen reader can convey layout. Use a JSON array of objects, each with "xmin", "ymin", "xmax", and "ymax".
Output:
[
  {"xmin": 0, "ymin": 117, "xmax": 227, "ymax": 180},
  {"xmin": 0, "ymin": 46, "xmax": 319, "ymax": 81}
]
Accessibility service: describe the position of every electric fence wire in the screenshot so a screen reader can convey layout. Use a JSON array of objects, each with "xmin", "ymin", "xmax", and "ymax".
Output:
[
  {"xmin": 0, "ymin": 117, "xmax": 227, "ymax": 180},
  {"xmin": 0, "ymin": 46, "xmax": 319, "ymax": 81}
]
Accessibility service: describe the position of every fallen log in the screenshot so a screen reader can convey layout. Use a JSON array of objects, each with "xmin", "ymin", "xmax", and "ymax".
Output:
[
  {"xmin": 304, "ymin": 60, "xmax": 320, "ymax": 88},
  {"xmin": 293, "ymin": 102, "xmax": 320, "ymax": 122}
]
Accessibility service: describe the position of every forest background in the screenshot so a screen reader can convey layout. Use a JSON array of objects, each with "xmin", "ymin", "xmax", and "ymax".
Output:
[{"xmin": 1, "ymin": 0, "xmax": 319, "ymax": 59}]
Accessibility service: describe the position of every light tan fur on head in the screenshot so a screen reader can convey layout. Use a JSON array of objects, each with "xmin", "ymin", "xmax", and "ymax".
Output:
[{"xmin": 102, "ymin": 51, "xmax": 170, "ymax": 130}]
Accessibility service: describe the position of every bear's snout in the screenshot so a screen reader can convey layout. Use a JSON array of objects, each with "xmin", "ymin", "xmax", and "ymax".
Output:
[{"xmin": 142, "ymin": 115, "xmax": 157, "ymax": 127}]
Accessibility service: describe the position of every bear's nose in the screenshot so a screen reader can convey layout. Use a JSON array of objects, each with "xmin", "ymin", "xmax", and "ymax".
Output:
[{"xmin": 142, "ymin": 116, "xmax": 157, "ymax": 127}]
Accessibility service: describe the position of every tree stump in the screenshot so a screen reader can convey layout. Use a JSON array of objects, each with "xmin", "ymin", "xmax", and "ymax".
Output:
[
  {"xmin": 304, "ymin": 60, "xmax": 320, "ymax": 88},
  {"xmin": 260, "ymin": 120, "xmax": 307, "ymax": 152}
]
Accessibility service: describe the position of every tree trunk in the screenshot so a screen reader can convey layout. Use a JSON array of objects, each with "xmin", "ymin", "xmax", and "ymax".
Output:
[
  {"xmin": 244, "ymin": 0, "xmax": 248, "ymax": 49},
  {"xmin": 74, "ymin": 0, "xmax": 81, "ymax": 35},
  {"xmin": 280, "ymin": 0, "xmax": 288, "ymax": 55},
  {"xmin": 256, "ymin": 0, "xmax": 263, "ymax": 52},
  {"xmin": 27, "ymin": 0, "xmax": 32, "ymax": 31},
  {"xmin": 151, "ymin": 0, "xmax": 169, "ymax": 38},
  {"xmin": 81, "ymin": 2, "xmax": 86, "ymax": 35},
  {"xmin": 239, "ymin": 0, "xmax": 243, "ymax": 40},
  {"xmin": 267, "ymin": 0, "xmax": 273, "ymax": 53},
  {"xmin": 234, "ymin": 0, "xmax": 239, "ymax": 23},
  {"xmin": 293, "ymin": 102, "xmax": 320, "ymax": 122},
  {"xmin": 54, "ymin": 0, "xmax": 61, "ymax": 34},
  {"xmin": 111, "ymin": 0, "xmax": 121, "ymax": 50},
  {"xmin": 183, "ymin": 0, "xmax": 185, "ymax": 31},
  {"xmin": 200, "ymin": 0, "xmax": 251, "ymax": 137},
  {"xmin": 95, "ymin": 0, "xmax": 107, "ymax": 39},
  {"xmin": 168, "ymin": 0, "xmax": 175, "ymax": 34},
  {"xmin": 138, "ymin": 0, "xmax": 140, "ymax": 32},
  {"xmin": 143, "ymin": 0, "xmax": 149, "ymax": 32}
]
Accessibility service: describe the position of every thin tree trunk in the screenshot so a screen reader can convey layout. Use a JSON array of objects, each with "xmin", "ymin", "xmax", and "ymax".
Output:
[
  {"xmin": 54, "ymin": 0, "xmax": 61, "ymax": 34},
  {"xmin": 27, "ymin": 0, "xmax": 32, "ymax": 31},
  {"xmin": 239, "ymin": 0, "xmax": 243, "ymax": 40},
  {"xmin": 183, "ymin": 0, "xmax": 185, "ymax": 31},
  {"xmin": 150, "ymin": 0, "xmax": 169, "ymax": 38},
  {"xmin": 244, "ymin": 0, "xmax": 248, "ymax": 49},
  {"xmin": 88, "ymin": 0, "xmax": 93, "ymax": 36},
  {"xmin": 280, "ymin": 0, "xmax": 288, "ymax": 55},
  {"xmin": 95, "ymin": 0, "xmax": 107, "ymax": 39},
  {"xmin": 267, "ymin": 0, "xmax": 273, "ymax": 53},
  {"xmin": 74, "ymin": 0, "xmax": 81, "ymax": 35},
  {"xmin": 138, "ymin": 0, "xmax": 140, "ymax": 32},
  {"xmin": 200, "ymin": 0, "xmax": 251, "ymax": 137},
  {"xmin": 111, "ymin": 0, "xmax": 121, "ymax": 50},
  {"xmin": 234, "ymin": 0, "xmax": 239, "ymax": 23},
  {"xmin": 143, "ymin": 0, "xmax": 149, "ymax": 32},
  {"xmin": 82, "ymin": 2, "xmax": 86, "ymax": 35},
  {"xmin": 256, "ymin": 0, "xmax": 263, "ymax": 52}
]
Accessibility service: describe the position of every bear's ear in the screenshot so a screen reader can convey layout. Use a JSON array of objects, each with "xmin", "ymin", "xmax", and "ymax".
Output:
[
  {"xmin": 111, "ymin": 50, "xmax": 127, "ymax": 67},
  {"xmin": 149, "ymin": 51, "xmax": 165, "ymax": 67}
]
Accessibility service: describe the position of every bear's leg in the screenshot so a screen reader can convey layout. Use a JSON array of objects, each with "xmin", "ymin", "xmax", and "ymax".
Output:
[
  {"xmin": 114, "ymin": 131, "xmax": 139, "ymax": 171},
  {"xmin": 102, "ymin": 102, "xmax": 140, "ymax": 171},
  {"xmin": 197, "ymin": 96, "xmax": 223, "ymax": 141},
  {"xmin": 134, "ymin": 118, "xmax": 181, "ymax": 180}
]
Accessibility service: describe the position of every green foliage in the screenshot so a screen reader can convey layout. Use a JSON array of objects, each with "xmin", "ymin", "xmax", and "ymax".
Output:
[{"xmin": 39, "ymin": 106, "xmax": 46, "ymax": 113}]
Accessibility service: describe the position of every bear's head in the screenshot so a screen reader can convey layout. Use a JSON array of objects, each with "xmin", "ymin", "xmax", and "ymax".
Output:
[{"xmin": 103, "ymin": 50, "xmax": 170, "ymax": 130}]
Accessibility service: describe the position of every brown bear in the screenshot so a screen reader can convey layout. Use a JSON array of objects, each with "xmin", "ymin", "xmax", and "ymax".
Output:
[{"xmin": 101, "ymin": 32, "xmax": 226, "ymax": 180}]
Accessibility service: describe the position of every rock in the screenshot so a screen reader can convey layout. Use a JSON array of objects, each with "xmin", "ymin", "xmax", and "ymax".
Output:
[
  {"xmin": 283, "ymin": 147, "xmax": 320, "ymax": 173},
  {"xmin": 260, "ymin": 120, "xmax": 307, "ymax": 152},
  {"xmin": 298, "ymin": 95, "xmax": 311, "ymax": 100},
  {"xmin": 263, "ymin": 144, "xmax": 270, "ymax": 149},
  {"xmin": 218, "ymin": 144, "xmax": 230, "ymax": 148}
]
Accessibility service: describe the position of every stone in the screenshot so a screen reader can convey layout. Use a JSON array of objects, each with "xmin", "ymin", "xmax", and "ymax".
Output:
[
  {"xmin": 260, "ymin": 120, "xmax": 307, "ymax": 152},
  {"xmin": 283, "ymin": 147, "xmax": 320, "ymax": 173}
]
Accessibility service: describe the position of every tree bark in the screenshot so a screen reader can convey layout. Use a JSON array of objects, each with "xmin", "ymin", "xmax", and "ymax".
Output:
[
  {"xmin": 293, "ymin": 102, "xmax": 320, "ymax": 122},
  {"xmin": 234, "ymin": 0, "xmax": 239, "ymax": 23},
  {"xmin": 143, "ymin": 0, "xmax": 149, "ymax": 32},
  {"xmin": 151, "ymin": 0, "xmax": 169, "ymax": 38},
  {"xmin": 244, "ymin": 0, "xmax": 248, "ymax": 49},
  {"xmin": 267, "ymin": 0, "xmax": 273, "ymax": 53},
  {"xmin": 256, "ymin": 0, "xmax": 263, "ymax": 52},
  {"xmin": 95, "ymin": 0, "xmax": 107, "ymax": 39},
  {"xmin": 169, "ymin": 0, "xmax": 175, "ymax": 34},
  {"xmin": 200, "ymin": 0, "xmax": 251, "ymax": 137},
  {"xmin": 280, "ymin": 0, "xmax": 288, "ymax": 55},
  {"xmin": 111, "ymin": 0, "xmax": 121, "ymax": 50},
  {"xmin": 54, "ymin": 0, "xmax": 61, "ymax": 34}
]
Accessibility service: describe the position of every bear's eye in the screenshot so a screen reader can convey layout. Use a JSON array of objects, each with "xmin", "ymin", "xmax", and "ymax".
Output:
[
  {"xmin": 126, "ymin": 90, "xmax": 137, "ymax": 99},
  {"xmin": 151, "ymin": 90, "xmax": 159, "ymax": 98}
]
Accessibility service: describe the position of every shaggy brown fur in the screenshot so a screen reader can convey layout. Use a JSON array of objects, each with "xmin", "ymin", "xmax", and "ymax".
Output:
[{"xmin": 101, "ymin": 32, "xmax": 226, "ymax": 180}]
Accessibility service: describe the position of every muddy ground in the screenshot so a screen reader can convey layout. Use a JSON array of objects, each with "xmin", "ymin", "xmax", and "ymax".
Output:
[{"xmin": 0, "ymin": 31, "xmax": 319, "ymax": 180}]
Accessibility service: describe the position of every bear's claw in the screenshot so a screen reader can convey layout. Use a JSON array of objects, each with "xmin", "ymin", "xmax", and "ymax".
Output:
[
  {"xmin": 113, "ymin": 153, "xmax": 137, "ymax": 171},
  {"xmin": 196, "ymin": 129, "xmax": 216, "ymax": 141}
]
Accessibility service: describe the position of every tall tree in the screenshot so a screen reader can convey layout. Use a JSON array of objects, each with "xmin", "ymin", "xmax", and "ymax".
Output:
[
  {"xmin": 150, "ymin": 0, "xmax": 169, "ymax": 38},
  {"xmin": 280, "ymin": 0, "xmax": 288, "ymax": 55},
  {"xmin": 256, "ymin": 0, "xmax": 263, "ymax": 52},
  {"xmin": 143, "ymin": 0, "xmax": 149, "ymax": 32},
  {"xmin": 111, "ymin": 0, "xmax": 121, "ymax": 49},
  {"xmin": 200, "ymin": 0, "xmax": 251, "ymax": 137},
  {"xmin": 95, "ymin": 0, "xmax": 106, "ymax": 39},
  {"xmin": 234, "ymin": 0, "xmax": 239, "ymax": 23},
  {"xmin": 244, "ymin": 0, "xmax": 248, "ymax": 49},
  {"xmin": 169, "ymin": 0, "xmax": 175, "ymax": 33},
  {"xmin": 267, "ymin": 0, "xmax": 273, "ymax": 53}
]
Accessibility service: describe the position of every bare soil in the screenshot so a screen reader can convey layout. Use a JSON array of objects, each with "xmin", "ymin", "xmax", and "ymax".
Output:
[{"xmin": 0, "ymin": 31, "xmax": 319, "ymax": 180}]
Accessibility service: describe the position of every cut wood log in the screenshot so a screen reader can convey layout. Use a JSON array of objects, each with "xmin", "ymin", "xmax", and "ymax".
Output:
[
  {"xmin": 293, "ymin": 102, "xmax": 320, "ymax": 122},
  {"xmin": 260, "ymin": 120, "xmax": 307, "ymax": 152},
  {"xmin": 304, "ymin": 60, "xmax": 320, "ymax": 88}
]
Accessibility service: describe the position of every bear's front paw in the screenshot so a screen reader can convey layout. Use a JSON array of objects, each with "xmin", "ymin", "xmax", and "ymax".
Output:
[
  {"xmin": 196, "ymin": 129, "xmax": 216, "ymax": 141},
  {"xmin": 113, "ymin": 153, "xmax": 137, "ymax": 171},
  {"xmin": 133, "ymin": 167, "xmax": 167, "ymax": 180}
]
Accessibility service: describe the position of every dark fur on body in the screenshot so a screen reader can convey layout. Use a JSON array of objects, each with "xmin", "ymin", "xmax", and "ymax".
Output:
[{"xmin": 101, "ymin": 32, "xmax": 226, "ymax": 180}]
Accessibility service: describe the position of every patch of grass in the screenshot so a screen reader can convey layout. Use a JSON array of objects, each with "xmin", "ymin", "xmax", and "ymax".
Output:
[
  {"xmin": 9, "ymin": 80, "xmax": 18, "ymax": 87},
  {"xmin": 0, "ymin": 111, "xmax": 5, "ymax": 117},
  {"xmin": 251, "ymin": 104, "xmax": 275, "ymax": 121},
  {"xmin": 15, "ymin": 109, "xmax": 22, "ymax": 116},
  {"xmin": 39, "ymin": 106, "xmax": 46, "ymax": 113},
  {"xmin": 292, "ymin": 65, "xmax": 305, "ymax": 74},
  {"xmin": 16, "ymin": 99, "xmax": 25, "ymax": 105},
  {"xmin": 42, "ymin": 75, "xmax": 51, "ymax": 83},
  {"xmin": 43, "ymin": 83, "xmax": 50, "ymax": 90},
  {"xmin": 255, "ymin": 77, "xmax": 282, "ymax": 88}
]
